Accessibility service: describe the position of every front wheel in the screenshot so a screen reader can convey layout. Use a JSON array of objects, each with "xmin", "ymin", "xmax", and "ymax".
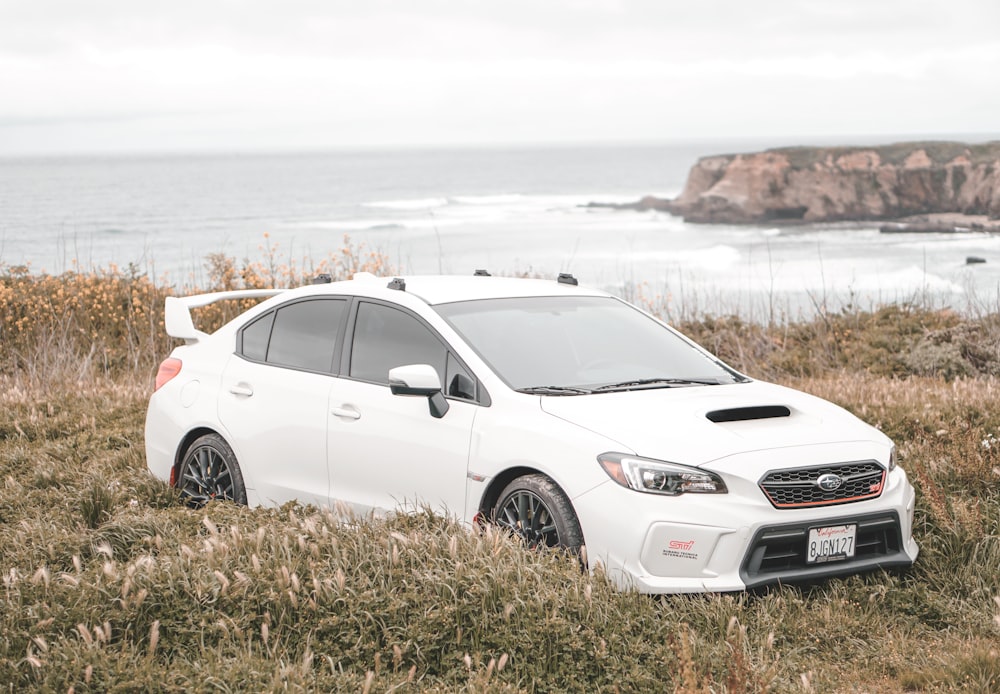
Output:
[
  {"xmin": 493, "ymin": 474, "xmax": 584, "ymax": 552},
  {"xmin": 177, "ymin": 433, "xmax": 248, "ymax": 507}
]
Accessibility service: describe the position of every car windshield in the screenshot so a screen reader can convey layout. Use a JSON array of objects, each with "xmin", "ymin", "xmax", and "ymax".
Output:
[{"xmin": 434, "ymin": 296, "xmax": 744, "ymax": 392}]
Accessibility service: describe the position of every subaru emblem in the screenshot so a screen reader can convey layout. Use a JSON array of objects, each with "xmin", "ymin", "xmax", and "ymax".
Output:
[{"xmin": 816, "ymin": 473, "xmax": 843, "ymax": 492}]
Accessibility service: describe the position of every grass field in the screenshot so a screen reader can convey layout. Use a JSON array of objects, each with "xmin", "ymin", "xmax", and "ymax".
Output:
[{"xmin": 2, "ymin": 250, "xmax": 999, "ymax": 692}]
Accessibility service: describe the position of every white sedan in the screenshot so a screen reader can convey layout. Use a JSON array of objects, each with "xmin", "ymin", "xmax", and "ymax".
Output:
[{"xmin": 145, "ymin": 273, "xmax": 918, "ymax": 592}]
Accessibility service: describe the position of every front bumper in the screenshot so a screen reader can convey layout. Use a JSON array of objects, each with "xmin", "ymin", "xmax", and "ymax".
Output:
[
  {"xmin": 740, "ymin": 511, "xmax": 912, "ymax": 589},
  {"xmin": 573, "ymin": 467, "xmax": 918, "ymax": 593}
]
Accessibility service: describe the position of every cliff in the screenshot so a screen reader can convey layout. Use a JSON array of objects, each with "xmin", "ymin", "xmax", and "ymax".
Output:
[{"xmin": 661, "ymin": 141, "xmax": 1000, "ymax": 224}]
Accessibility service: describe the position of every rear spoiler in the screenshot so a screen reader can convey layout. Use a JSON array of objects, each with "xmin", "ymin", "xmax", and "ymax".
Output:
[{"xmin": 165, "ymin": 289, "xmax": 287, "ymax": 344}]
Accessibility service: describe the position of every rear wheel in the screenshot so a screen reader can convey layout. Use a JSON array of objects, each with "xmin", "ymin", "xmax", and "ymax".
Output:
[
  {"xmin": 178, "ymin": 433, "xmax": 247, "ymax": 507},
  {"xmin": 493, "ymin": 474, "xmax": 584, "ymax": 552}
]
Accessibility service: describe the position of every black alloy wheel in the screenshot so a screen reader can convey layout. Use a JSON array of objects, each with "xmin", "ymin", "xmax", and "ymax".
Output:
[
  {"xmin": 494, "ymin": 474, "xmax": 584, "ymax": 552},
  {"xmin": 178, "ymin": 433, "xmax": 248, "ymax": 507}
]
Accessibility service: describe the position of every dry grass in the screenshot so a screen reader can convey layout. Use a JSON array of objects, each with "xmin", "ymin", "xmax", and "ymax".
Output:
[
  {"xmin": 2, "ymin": 246, "xmax": 999, "ymax": 691},
  {"xmin": 0, "ymin": 234, "xmax": 393, "ymax": 391}
]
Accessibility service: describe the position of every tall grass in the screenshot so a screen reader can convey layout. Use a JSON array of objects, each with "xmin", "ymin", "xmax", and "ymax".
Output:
[
  {"xmin": 2, "ymin": 243, "xmax": 999, "ymax": 691},
  {"xmin": 0, "ymin": 234, "xmax": 393, "ymax": 390}
]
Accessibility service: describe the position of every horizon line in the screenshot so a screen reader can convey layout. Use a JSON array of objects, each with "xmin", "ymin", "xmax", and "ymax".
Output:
[{"xmin": 2, "ymin": 131, "xmax": 1000, "ymax": 161}]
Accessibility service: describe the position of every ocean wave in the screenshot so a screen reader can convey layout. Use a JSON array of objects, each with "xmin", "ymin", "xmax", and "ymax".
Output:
[
  {"xmin": 362, "ymin": 197, "xmax": 449, "ymax": 210},
  {"xmin": 852, "ymin": 266, "xmax": 967, "ymax": 294},
  {"xmin": 449, "ymin": 194, "xmax": 525, "ymax": 205},
  {"xmin": 586, "ymin": 245, "xmax": 743, "ymax": 271},
  {"xmin": 360, "ymin": 192, "xmax": 651, "ymax": 213},
  {"xmin": 896, "ymin": 236, "xmax": 1000, "ymax": 252},
  {"xmin": 758, "ymin": 263, "xmax": 968, "ymax": 296},
  {"xmin": 280, "ymin": 217, "xmax": 464, "ymax": 232}
]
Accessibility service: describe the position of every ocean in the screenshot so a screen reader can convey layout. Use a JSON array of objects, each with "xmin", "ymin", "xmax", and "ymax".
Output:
[{"xmin": 3, "ymin": 142, "xmax": 1000, "ymax": 318}]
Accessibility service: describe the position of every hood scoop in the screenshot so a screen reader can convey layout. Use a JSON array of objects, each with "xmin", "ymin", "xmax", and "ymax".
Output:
[{"xmin": 706, "ymin": 405, "xmax": 791, "ymax": 423}]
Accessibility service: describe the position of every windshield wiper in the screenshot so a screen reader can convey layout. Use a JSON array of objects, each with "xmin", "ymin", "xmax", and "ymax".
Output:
[
  {"xmin": 594, "ymin": 378, "xmax": 721, "ymax": 392},
  {"xmin": 516, "ymin": 385, "xmax": 594, "ymax": 396}
]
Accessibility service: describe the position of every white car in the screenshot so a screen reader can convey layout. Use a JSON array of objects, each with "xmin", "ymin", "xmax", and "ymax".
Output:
[{"xmin": 145, "ymin": 272, "xmax": 918, "ymax": 592}]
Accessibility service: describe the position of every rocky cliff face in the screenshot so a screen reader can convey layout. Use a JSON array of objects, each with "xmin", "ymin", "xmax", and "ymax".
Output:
[{"xmin": 663, "ymin": 142, "xmax": 1000, "ymax": 224}]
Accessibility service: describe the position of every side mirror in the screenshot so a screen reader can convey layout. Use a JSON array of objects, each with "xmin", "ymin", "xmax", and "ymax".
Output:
[{"xmin": 388, "ymin": 364, "xmax": 450, "ymax": 418}]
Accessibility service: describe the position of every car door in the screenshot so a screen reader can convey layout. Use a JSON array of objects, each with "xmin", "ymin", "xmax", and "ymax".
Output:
[
  {"xmin": 218, "ymin": 297, "xmax": 347, "ymax": 508},
  {"xmin": 327, "ymin": 299, "xmax": 479, "ymax": 518}
]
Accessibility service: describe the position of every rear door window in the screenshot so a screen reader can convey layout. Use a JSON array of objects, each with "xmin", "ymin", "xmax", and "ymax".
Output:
[{"xmin": 239, "ymin": 298, "xmax": 346, "ymax": 374}]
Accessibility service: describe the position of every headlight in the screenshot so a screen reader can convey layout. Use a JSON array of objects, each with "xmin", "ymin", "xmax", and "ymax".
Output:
[
  {"xmin": 888, "ymin": 445, "xmax": 897, "ymax": 472},
  {"xmin": 597, "ymin": 452, "xmax": 727, "ymax": 496}
]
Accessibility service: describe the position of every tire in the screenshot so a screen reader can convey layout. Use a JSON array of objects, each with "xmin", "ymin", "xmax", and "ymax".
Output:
[
  {"xmin": 493, "ymin": 474, "xmax": 584, "ymax": 552},
  {"xmin": 177, "ymin": 433, "xmax": 248, "ymax": 508}
]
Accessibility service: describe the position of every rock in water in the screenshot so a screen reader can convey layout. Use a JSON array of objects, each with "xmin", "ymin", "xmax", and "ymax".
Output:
[{"xmin": 663, "ymin": 142, "xmax": 1000, "ymax": 224}]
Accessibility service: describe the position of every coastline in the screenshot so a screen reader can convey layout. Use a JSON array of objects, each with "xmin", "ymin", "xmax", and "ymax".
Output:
[
  {"xmin": 598, "ymin": 141, "xmax": 1000, "ymax": 232},
  {"xmin": 584, "ymin": 197, "xmax": 1000, "ymax": 233},
  {"xmin": 878, "ymin": 212, "xmax": 1000, "ymax": 234},
  {"xmin": 4, "ymin": 145, "xmax": 1000, "ymax": 319}
]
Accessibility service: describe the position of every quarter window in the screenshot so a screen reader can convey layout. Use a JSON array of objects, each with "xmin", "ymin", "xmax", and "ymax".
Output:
[
  {"xmin": 244, "ymin": 299, "xmax": 345, "ymax": 373},
  {"xmin": 241, "ymin": 312, "xmax": 274, "ymax": 362},
  {"xmin": 446, "ymin": 353, "xmax": 476, "ymax": 400}
]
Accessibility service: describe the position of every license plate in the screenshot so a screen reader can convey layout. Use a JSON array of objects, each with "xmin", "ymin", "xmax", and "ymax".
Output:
[{"xmin": 807, "ymin": 524, "xmax": 857, "ymax": 564}]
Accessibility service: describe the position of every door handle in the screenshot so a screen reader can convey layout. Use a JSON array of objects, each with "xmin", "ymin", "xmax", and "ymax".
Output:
[
  {"xmin": 331, "ymin": 406, "xmax": 361, "ymax": 420},
  {"xmin": 229, "ymin": 383, "xmax": 254, "ymax": 397}
]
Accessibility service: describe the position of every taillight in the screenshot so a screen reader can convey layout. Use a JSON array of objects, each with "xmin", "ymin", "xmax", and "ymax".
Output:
[{"xmin": 155, "ymin": 358, "xmax": 183, "ymax": 391}]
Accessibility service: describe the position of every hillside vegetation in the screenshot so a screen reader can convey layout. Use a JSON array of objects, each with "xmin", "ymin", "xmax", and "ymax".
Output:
[{"xmin": 1, "ymin": 246, "xmax": 999, "ymax": 692}]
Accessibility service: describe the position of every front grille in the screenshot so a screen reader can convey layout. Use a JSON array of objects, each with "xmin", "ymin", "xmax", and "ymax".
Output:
[
  {"xmin": 742, "ymin": 513, "xmax": 905, "ymax": 583},
  {"xmin": 759, "ymin": 461, "xmax": 885, "ymax": 509}
]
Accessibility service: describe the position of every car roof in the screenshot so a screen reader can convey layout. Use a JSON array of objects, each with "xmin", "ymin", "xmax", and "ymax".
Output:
[{"xmin": 334, "ymin": 273, "xmax": 611, "ymax": 306}]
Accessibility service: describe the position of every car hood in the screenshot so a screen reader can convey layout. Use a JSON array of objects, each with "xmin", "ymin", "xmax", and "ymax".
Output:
[{"xmin": 540, "ymin": 380, "xmax": 885, "ymax": 468}]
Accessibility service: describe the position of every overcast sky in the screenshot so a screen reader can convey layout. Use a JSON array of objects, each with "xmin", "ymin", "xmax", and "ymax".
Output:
[{"xmin": 1, "ymin": 0, "xmax": 998, "ymax": 155}]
